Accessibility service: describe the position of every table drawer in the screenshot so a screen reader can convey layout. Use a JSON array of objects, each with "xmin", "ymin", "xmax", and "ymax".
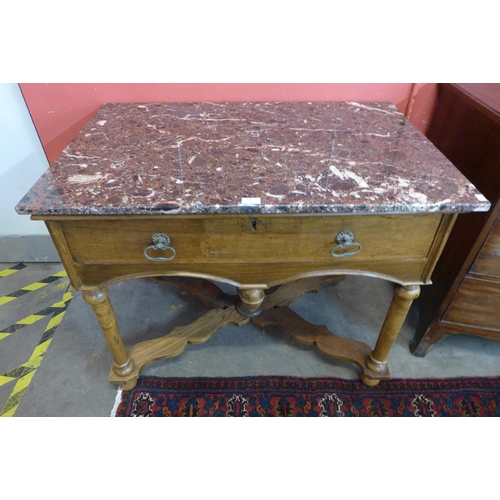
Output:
[
  {"xmin": 442, "ymin": 277, "xmax": 500, "ymax": 331},
  {"xmin": 60, "ymin": 213, "xmax": 442, "ymax": 266},
  {"xmin": 471, "ymin": 218, "xmax": 500, "ymax": 278}
]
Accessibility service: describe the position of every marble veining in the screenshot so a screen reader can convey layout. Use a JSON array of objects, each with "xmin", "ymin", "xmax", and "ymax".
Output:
[{"xmin": 16, "ymin": 102, "xmax": 491, "ymax": 216}]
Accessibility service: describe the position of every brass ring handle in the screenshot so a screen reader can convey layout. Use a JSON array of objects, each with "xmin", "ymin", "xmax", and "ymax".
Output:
[
  {"xmin": 331, "ymin": 230, "xmax": 362, "ymax": 258},
  {"xmin": 144, "ymin": 232, "xmax": 176, "ymax": 262}
]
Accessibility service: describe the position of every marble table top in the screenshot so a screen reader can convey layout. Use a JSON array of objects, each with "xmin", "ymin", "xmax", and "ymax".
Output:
[{"xmin": 16, "ymin": 102, "xmax": 491, "ymax": 216}]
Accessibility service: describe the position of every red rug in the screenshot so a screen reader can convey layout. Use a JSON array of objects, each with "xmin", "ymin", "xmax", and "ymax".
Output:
[{"xmin": 112, "ymin": 375, "xmax": 500, "ymax": 417}]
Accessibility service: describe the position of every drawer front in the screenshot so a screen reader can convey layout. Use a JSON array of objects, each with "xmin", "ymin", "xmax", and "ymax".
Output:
[
  {"xmin": 443, "ymin": 277, "xmax": 500, "ymax": 331},
  {"xmin": 54, "ymin": 213, "xmax": 446, "ymax": 287},
  {"xmin": 60, "ymin": 213, "xmax": 441, "ymax": 266},
  {"xmin": 471, "ymin": 218, "xmax": 500, "ymax": 278}
]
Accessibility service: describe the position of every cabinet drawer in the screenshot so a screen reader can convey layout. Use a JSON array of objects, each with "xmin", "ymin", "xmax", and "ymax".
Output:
[
  {"xmin": 60, "ymin": 213, "xmax": 442, "ymax": 266},
  {"xmin": 443, "ymin": 277, "xmax": 500, "ymax": 331},
  {"xmin": 471, "ymin": 218, "xmax": 500, "ymax": 278}
]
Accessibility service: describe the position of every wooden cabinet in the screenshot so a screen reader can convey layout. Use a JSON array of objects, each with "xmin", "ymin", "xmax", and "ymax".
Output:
[
  {"xmin": 471, "ymin": 219, "xmax": 500, "ymax": 277},
  {"xmin": 411, "ymin": 84, "xmax": 500, "ymax": 356}
]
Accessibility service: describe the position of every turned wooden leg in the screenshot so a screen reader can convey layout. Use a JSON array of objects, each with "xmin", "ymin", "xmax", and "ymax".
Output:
[
  {"xmin": 362, "ymin": 284, "xmax": 420, "ymax": 386},
  {"xmin": 236, "ymin": 288, "xmax": 266, "ymax": 318},
  {"xmin": 82, "ymin": 287, "xmax": 134, "ymax": 378}
]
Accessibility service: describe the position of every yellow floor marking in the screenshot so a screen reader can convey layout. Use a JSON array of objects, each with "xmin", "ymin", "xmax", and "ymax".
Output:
[
  {"xmin": 0, "ymin": 296, "xmax": 16, "ymax": 306},
  {"xmin": 0, "ymin": 269, "xmax": 18, "ymax": 278},
  {"xmin": 0, "ymin": 349, "xmax": 46, "ymax": 389},
  {"xmin": 0, "ymin": 375, "xmax": 16, "ymax": 386},
  {"xmin": 0, "ymin": 287, "xmax": 72, "ymax": 340},
  {"xmin": 0, "ymin": 264, "xmax": 27, "ymax": 278},
  {"xmin": 31, "ymin": 338, "xmax": 53, "ymax": 359},
  {"xmin": 46, "ymin": 312, "xmax": 64, "ymax": 330},
  {"xmin": 16, "ymin": 314, "xmax": 46, "ymax": 325},
  {"xmin": 0, "ymin": 306, "xmax": 72, "ymax": 417},
  {"xmin": 0, "ymin": 369, "xmax": 37, "ymax": 417},
  {"xmin": 0, "ymin": 274, "xmax": 73, "ymax": 417},
  {"xmin": 22, "ymin": 282, "xmax": 49, "ymax": 291},
  {"xmin": 53, "ymin": 292, "xmax": 73, "ymax": 307},
  {"xmin": 0, "ymin": 268, "xmax": 68, "ymax": 308},
  {"xmin": 0, "ymin": 342, "xmax": 53, "ymax": 417}
]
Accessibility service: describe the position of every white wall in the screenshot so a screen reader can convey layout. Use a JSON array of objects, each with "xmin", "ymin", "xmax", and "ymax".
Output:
[{"xmin": 0, "ymin": 83, "xmax": 50, "ymax": 237}]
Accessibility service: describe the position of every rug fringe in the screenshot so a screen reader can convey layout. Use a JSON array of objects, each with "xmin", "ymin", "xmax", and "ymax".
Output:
[{"xmin": 109, "ymin": 387, "xmax": 123, "ymax": 417}]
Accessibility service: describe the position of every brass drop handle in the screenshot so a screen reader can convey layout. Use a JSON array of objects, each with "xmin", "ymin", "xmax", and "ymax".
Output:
[
  {"xmin": 331, "ymin": 230, "xmax": 362, "ymax": 258},
  {"xmin": 144, "ymin": 232, "xmax": 176, "ymax": 262}
]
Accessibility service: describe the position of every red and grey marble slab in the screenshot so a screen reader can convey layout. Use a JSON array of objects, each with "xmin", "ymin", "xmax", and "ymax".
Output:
[{"xmin": 16, "ymin": 102, "xmax": 491, "ymax": 216}]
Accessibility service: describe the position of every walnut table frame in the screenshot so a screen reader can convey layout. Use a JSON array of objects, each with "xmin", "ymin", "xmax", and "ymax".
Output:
[
  {"xmin": 16, "ymin": 102, "xmax": 490, "ymax": 389},
  {"xmin": 41, "ymin": 210, "xmax": 456, "ymax": 389}
]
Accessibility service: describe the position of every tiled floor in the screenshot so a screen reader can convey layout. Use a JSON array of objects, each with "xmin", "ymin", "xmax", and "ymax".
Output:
[{"xmin": 1, "ymin": 262, "xmax": 500, "ymax": 417}]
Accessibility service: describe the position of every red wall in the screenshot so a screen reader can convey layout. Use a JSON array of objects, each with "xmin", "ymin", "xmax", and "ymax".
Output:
[{"xmin": 20, "ymin": 83, "xmax": 438, "ymax": 164}]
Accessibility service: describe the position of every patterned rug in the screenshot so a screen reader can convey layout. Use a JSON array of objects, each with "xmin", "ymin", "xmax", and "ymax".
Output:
[{"xmin": 111, "ymin": 375, "xmax": 500, "ymax": 417}]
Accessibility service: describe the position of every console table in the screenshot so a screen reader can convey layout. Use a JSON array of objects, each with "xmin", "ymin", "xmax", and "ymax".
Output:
[{"xmin": 16, "ymin": 102, "xmax": 489, "ymax": 389}]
